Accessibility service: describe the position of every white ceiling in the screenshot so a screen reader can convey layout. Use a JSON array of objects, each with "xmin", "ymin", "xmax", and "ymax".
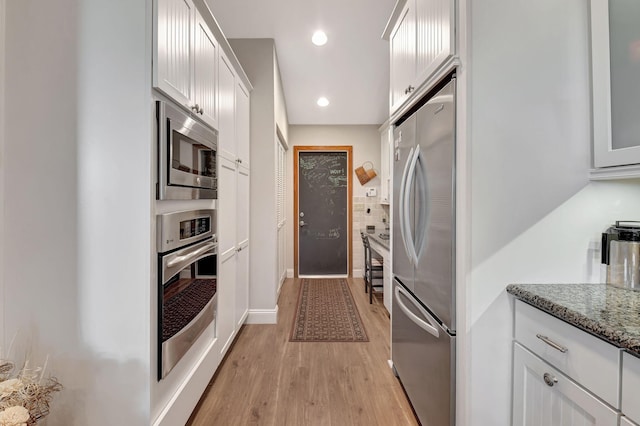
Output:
[{"xmin": 206, "ymin": 0, "xmax": 396, "ymax": 125}]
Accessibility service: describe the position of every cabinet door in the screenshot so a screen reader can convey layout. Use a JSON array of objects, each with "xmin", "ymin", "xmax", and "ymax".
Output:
[
  {"xmin": 218, "ymin": 156, "xmax": 237, "ymax": 255},
  {"xmin": 622, "ymin": 351, "xmax": 640, "ymax": 424},
  {"xmin": 235, "ymin": 82, "xmax": 250, "ymax": 167},
  {"xmin": 218, "ymin": 155, "xmax": 238, "ymax": 354},
  {"xmin": 218, "ymin": 53, "xmax": 236, "ymax": 162},
  {"xmin": 389, "ymin": 1, "xmax": 416, "ymax": 113},
  {"xmin": 513, "ymin": 343, "xmax": 619, "ymax": 426},
  {"xmin": 193, "ymin": 9, "xmax": 218, "ymax": 130},
  {"xmin": 154, "ymin": 0, "xmax": 194, "ymax": 108},
  {"xmin": 380, "ymin": 126, "xmax": 391, "ymax": 204},
  {"xmin": 235, "ymin": 240, "xmax": 249, "ymax": 328},
  {"xmin": 414, "ymin": 0, "xmax": 454, "ymax": 85},
  {"xmin": 235, "ymin": 164, "xmax": 249, "ymax": 327},
  {"xmin": 383, "ymin": 255, "xmax": 391, "ymax": 313},
  {"xmin": 591, "ymin": 0, "xmax": 640, "ymax": 167},
  {"xmin": 218, "ymin": 248, "xmax": 236, "ymax": 355}
]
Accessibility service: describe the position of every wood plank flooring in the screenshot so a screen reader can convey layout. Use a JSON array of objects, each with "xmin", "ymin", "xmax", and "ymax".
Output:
[{"xmin": 186, "ymin": 278, "xmax": 418, "ymax": 426}]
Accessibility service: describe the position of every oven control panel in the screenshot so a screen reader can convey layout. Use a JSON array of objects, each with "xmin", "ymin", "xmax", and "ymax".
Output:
[{"xmin": 157, "ymin": 209, "xmax": 216, "ymax": 253}]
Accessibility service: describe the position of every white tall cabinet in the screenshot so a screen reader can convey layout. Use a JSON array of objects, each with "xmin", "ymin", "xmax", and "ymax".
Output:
[
  {"xmin": 229, "ymin": 38, "xmax": 289, "ymax": 324},
  {"xmin": 152, "ymin": 0, "xmax": 252, "ymax": 424},
  {"xmin": 217, "ymin": 49, "xmax": 251, "ymax": 350}
]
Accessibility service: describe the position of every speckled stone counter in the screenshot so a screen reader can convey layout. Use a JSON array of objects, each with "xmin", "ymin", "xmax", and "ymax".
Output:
[{"xmin": 506, "ymin": 284, "xmax": 640, "ymax": 357}]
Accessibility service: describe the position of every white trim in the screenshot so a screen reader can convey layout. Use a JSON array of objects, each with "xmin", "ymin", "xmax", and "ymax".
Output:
[
  {"xmin": 246, "ymin": 306, "xmax": 278, "ymax": 324},
  {"xmin": 0, "ymin": 0, "xmax": 6, "ymax": 349},
  {"xmin": 589, "ymin": 164, "xmax": 640, "ymax": 181},
  {"xmin": 286, "ymin": 268, "xmax": 294, "ymax": 278},
  {"xmin": 353, "ymin": 268, "xmax": 364, "ymax": 277},
  {"xmin": 299, "ymin": 274, "xmax": 348, "ymax": 279},
  {"xmin": 455, "ymin": 1, "xmax": 469, "ymax": 426},
  {"xmin": 152, "ymin": 336, "xmax": 221, "ymax": 426}
]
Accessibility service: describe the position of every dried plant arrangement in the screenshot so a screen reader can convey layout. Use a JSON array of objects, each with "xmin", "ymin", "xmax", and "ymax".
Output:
[{"xmin": 0, "ymin": 358, "xmax": 62, "ymax": 426}]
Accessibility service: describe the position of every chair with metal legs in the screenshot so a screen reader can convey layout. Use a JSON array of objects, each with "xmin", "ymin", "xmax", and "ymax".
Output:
[{"xmin": 360, "ymin": 232, "xmax": 384, "ymax": 304}]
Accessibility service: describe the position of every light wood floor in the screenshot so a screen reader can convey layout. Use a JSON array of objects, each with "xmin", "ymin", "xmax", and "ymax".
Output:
[{"xmin": 186, "ymin": 277, "xmax": 419, "ymax": 426}]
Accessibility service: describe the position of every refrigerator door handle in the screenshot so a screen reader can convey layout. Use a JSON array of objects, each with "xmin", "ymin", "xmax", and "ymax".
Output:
[
  {"xmin": 413, "ymin": 148, "xmax": 429, "ymax": 262},
  {"xmin": 403, "ymin": 145, "xmax": 421, "ymax": 266},
  {"xmin": 399, "ymin": 147, "xmax": 415, "ymax": 264},
  {"xmin": 394, "ymin": 285, "xmax": 440, "ymax": 338}
]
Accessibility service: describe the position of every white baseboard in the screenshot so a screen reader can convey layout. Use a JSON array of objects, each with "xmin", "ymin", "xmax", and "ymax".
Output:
[
  {"xmin": 286, "ymin": 268, "xmax": 294, "ymax": 278},
  {"xmin": 246, "ymin": 306, "xmax": 279, "ymax": 324},
  {"xmin": 353, "ymin": 268, "xmax": 364, "ymax": 277}
]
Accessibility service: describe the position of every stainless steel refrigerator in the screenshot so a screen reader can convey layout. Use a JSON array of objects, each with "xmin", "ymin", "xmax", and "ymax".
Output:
[{"xmin": 392, "ymin": 76, "xmax": 456, "ymax": 426}]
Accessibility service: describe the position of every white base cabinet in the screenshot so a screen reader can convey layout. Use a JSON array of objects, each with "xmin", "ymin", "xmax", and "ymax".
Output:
[
  {"xmin": 513, "ymin": 343, "xmax": 619, "ymax": 426},
  {"xmin": 622, "ymin": 352, "xmax": 640, "ymax": 425},
  {"xmin": 512, "ymin": 299, "xmax": 624, "ymax": 426}
]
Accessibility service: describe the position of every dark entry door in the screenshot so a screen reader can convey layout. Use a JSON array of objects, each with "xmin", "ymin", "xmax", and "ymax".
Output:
[{"xmin": 297, "ymin": 150, "xmax": 349, "ymax": 276}]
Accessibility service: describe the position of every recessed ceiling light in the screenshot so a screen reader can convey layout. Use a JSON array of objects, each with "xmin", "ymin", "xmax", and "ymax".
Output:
[
  {"xmin": 312, "ymin": 30, "xmax": 328, "ymax": 46},
  {"xmin": 317, "ymin": 97, "xmax": 330, "ymax": 107}
]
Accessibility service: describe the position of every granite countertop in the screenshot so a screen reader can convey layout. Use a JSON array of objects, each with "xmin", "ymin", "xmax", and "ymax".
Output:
[
  {"xmin": 361, "ymin": 225, "xmax": 390, "ymax": 251},
  {"xmin": 506, "ymin": 284, "xmax": 640, "ymax": 357}
]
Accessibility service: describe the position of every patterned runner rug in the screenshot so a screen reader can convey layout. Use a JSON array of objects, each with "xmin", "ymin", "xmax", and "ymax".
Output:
[{"xmin": 290, "ymin": 278, "xmax": 368, "ymax": 342}]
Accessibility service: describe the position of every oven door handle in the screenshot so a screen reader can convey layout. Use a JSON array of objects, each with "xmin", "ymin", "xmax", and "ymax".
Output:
[{"xmin": 166, "ymin": 241, "xmax": 217, "ymax": 270}]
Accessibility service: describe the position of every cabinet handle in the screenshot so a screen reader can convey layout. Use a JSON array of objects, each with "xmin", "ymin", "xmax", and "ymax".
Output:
[
  {"xmin": 199, "ymin": 107, "xmax": 204, "ymax": 115},
  {"xmin": 191, "ymin": 104, "xmax": 200, "ymax": 112},
  {"xmin": 237, "ymin": 246, "xmax": 242, "ymax": 252},
  {"xmin": 536, "ymin": 334, "xmax": 568, "ymax": 353},
  {"xmin": 543, "ymin": 372, "xmax": 558, "ymax": 387}
]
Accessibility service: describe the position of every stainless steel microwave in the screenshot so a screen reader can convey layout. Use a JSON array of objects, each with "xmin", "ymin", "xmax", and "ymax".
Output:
[{"xmin": 156, "ymin": 100, "xmax": 217, "ymax": 200}]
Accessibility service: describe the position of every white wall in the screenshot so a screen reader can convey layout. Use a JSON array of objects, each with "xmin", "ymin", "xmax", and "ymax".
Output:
[
  {"xmin": 286, "ymin": 125, "xmax": 381, "ymax": 275},
  {"xmin": 3, "ymin": 0, "xmax": 152, "ymax": 424},
  {"xmin": 463, "ymin": 1, "xmax": 636, "ymax": 424},
  {"xmin": 0, "ymin": 0, "xmax": 5, "ymax": 349},
  {"xmin": 228, "ymin": 39, "xmax": 284, "ymax": 321}
]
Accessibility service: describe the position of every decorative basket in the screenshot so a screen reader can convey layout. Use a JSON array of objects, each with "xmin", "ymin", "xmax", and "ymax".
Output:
[{"xmin": 355, "ymin": 161, "xmax": 377, "ymax": 185}]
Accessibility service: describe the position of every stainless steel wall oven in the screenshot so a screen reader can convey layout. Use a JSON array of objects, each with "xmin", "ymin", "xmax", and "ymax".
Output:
[
  {"xmin": 156, "ymin": 100, "xmax": 218, "ymax": 200},
  {"xmin": 157, "ymin": 209, "xmax": 217, "ymax": 380}
]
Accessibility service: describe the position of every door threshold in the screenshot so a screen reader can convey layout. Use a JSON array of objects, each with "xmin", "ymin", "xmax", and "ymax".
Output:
[{"xmin": 298, "ymin": 274, "xmax": 349, "ymax": 279}]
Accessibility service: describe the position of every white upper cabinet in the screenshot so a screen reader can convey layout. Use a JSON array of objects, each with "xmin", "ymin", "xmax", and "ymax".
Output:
[
  {"xmin": 387, "ymin": 0, "xmax": 455, "ymax": 114},
  {"xmin": 591, "ymin": 0, "xmax": 640, "ymax": 170},
  {"xmin": 154, "ymin": 0, "xmax": 218, "ymax": 130},
  {"xmin": 193, "ymin": 10, "xmax": 218, "ymax": 129},
  {"xmin": 154, "ymin": 0, "xmax": 194, "ymax": 106},
  {"xmin": 389, "ymin": 2, "xmax": 416, "ymax": 112},
  {"xmin": 218, "ymin": 52, "xmax": 236, "ymax": 162}
]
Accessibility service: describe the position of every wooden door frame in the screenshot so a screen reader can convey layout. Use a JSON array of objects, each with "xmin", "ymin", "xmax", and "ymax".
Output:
[{"xmin": 293, "ymin": 146, "xmax": 353, "ymax": 278}]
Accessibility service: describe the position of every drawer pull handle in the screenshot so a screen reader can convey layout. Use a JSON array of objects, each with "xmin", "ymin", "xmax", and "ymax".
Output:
[
  {"xmin": 543, "ymin": 372, "xmax": 558, "ymax": 387},
  {"xmin": 536, "ymin": 334, "xmax": 568, "ymax": 353}
]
